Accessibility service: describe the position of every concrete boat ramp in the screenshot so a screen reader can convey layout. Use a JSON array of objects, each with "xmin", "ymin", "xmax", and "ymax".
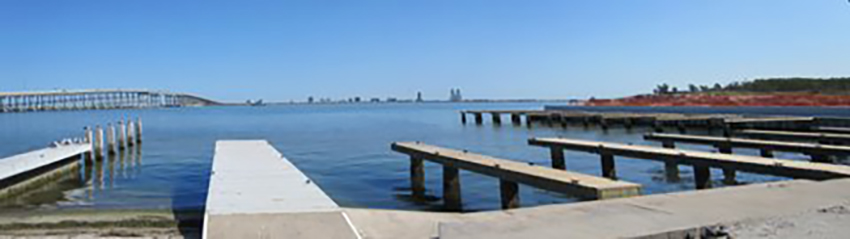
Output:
[
  {"xmin": 208, "ymin": 140, "xmax": 850, "ymax": 239},
  {"xmin": 0, "ymin": 143, "xmax": 90, "ymax": 197}
]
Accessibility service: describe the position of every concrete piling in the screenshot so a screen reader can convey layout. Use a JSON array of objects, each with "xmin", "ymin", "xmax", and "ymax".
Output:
[
  {"xmin": 511, "ymin": 114, "xmax": 521, "ymax": 125},
  {"xmin": 460, "ymin": 112, "xmax": 467, "ymax": 124},
  {"xmin": 492, "ymin": 113, "xmax": 502, "ymax": 125},
  {"xmin": 694, "ymin": 165, "xmax": 711, "ymax": 189},
  {"xmin": 661, "ymin": 141, "xmax": 679, "ymax": 181},
  {"xmin": 84, "ymin": 127, "xmax": 93, "ymax": 161}
]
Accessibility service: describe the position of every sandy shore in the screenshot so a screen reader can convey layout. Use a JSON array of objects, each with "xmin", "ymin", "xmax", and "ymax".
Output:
[{"xmin": 0, "ymin": 208, "xmax": 201, "ymax": 239}]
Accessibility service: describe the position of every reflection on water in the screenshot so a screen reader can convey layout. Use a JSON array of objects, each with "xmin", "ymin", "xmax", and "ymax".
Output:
[
  {"xmin": 0, "ymin": 158, "xmax": 85, "ymax": 210},
  {"xmin": 80, "ymin": 146, "xmax": 144, "ymax": 205}
]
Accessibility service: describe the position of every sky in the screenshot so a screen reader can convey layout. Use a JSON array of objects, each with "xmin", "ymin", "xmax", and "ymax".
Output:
[{"xmin": 2, "ymin": 1, "xmax": 850, "ymax": 102}]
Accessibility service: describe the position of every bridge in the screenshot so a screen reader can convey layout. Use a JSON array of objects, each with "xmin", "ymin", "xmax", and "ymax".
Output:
[{"xmin": 0, "ymin": 89, "xmax": 219, "ymax": 112}]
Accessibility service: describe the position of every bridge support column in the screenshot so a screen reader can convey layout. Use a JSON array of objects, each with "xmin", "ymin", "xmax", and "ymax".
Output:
[
  {"xmin": 473, "ymin": 113, "xmax": 483, "ymax": 125},
  {"xmin": 460, "ymin": 112, "xmax": 467, "ymax": 124},
  {"xmin": 500, "ymin": 179, "xmax": 519, "ymax": 210},
  {"xmin": 443, "ymin": 166, "xmax": 462, "ymax": 211}
]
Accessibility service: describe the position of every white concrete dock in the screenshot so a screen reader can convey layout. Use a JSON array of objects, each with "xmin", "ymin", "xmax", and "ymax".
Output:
[
  {"xmin": 0, "ymin": 143, "xmax": 90, "ymax": 196},
  {"xmin": 204, "ymin": 140, "xmax": 358, "ymax": 239}
]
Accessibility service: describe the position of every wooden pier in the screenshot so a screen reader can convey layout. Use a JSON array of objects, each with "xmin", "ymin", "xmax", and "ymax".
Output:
[
  {"xmin": 737, "ymin": 129, "xmax": 850, "ymax": 145},
  {"xmin": 644, "ymin": 132, "xmax": 850, "ymax": 161},
  {"xmin": 0, "ymin": 117, "xmax": 143, "ymax": 198},
  {"xmin": 528, "ymin": 137, "xmax": 850, "ymax": 189},
  {"xmin": 391, "ymin": 142, "xmax": 641, "ymax": 210},
  {"xmin": 205, "ymin": 140, "xmax": 358, "ymax": 239}
]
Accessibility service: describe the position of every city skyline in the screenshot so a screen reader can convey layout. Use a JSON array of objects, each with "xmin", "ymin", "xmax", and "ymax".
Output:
[{"xmin": 2, "ymin": 1, "xmax": 850, "ymax": 102}]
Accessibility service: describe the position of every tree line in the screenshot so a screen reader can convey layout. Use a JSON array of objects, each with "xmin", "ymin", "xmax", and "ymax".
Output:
[{"xmin": 653, "ymin": 77, "xmax": 850, "ymax": 95}]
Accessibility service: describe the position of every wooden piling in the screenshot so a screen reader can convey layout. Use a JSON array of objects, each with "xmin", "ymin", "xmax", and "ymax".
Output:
[
  {"xmin": 492, "ymin": 113, "xmax": 502, "ymax": 125},
  {"xmin": 118, "ymin": 121, "xmax": 126, "ymax": 150},
  {"xmin": 474, "ymin": 113, "xmax": 483, "ymax": 125},
  {"xmin": 760, "ymin": 149, "xmax": 774, "ymax": 158},
  {"xmin": 443, "ymin": 166, "xmax": 462, "ymax": 211},
  {"xmin": 135, "ymin": 117, "xmax": 143, "ymax": 144},
  {"xmin": 511, "ymin": 114, "xmax": 521, "ymax": 125},
  {"xmin": 94, "ymin": 125, "xmax": 104, "ymax": 159},
  {"xmin": 460, "ymin": 112, "xmax": 467, "ymax": 124},
  {"xmin": 550, "ymin": 147, "xmax": 566, "ymax": 170},
  {"xmin": 716, "ymin": 144, "xmax": 736, "ymax": 184},
  {"xmin": 410, "ymin": 156, "xmax": 425, "ymax": 198},
  {"xmin": 107, "ymin": 123, "xmax": 116, "ymax": 155},
  {"xmin": 126, "ymin": 120, "xmax": 135, "ymax": 147},
  {"xmin": 694, "ymin": 165, "xmax": 711, "ymax": 189},
  {"xmin": 500, "ymin": 179, "xmax": 520, "ymax": 209},
  {"xmin": 661, "ymin": 141, "xmax": 679, "ymax": 180},
  {"xmin": 601, "ymin": 153, "xmax": 616, "ymax": 179}
]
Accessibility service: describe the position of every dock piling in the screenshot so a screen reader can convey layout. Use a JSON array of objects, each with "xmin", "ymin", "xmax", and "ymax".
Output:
[
  {"xmin": 492, "ymin": 113, "xmax": 502, "ymax": 125},
  {"xmin": 511, "ymin": 114, "xmax": 521, "ymax": 125},
  {"xmin": 760, "ymin": 149, "xmax": 774, "ymax": 158},
  {"xmin": 694, "ymin": 165, "xmax": 711, "ymax": 189},
  {"xmin": 410, "ymin": 156, "xmax": 425, "ymax": 198},
  {"xmin": 601, "ymin": 153, "xmax": 617, "ymax": 179},
  {"xmin": 460, "ymin": 112, "xmax": 467, "ymax": 124},
  {"xmin": 500, "ymin": 179, "xmax": 520, "ymax": 209},
  {"xmin": 107, "ymin": 123, "xmax": 116, "ymax": 155},
  {"xmin": 94, "ymin": 125, "xmax": 104, "ymax": 159},
  {"xmin": 474, "ymin": 113, "xmax": 483, "ymax": 125},
  {"xmin": 661, "ymin": 141, "xmax": 679, "ymax": 180},
  {"xmin": 550, "ymin": 147, "xmax": 566, "ymax": 170},
  {"xmin": 443, "ymin": 165, "xmax": 462, "ymax": 211},
  {"xmin": 135, "ymin": 117, "xmax": 142, "ymax": 144},
  {"xmin": 126, "ymin": 119, "xmax": 135, "ymax": 147},
  {"xmin": 118, "ymin": 120, "xmax": 126, "ymax": 150}
]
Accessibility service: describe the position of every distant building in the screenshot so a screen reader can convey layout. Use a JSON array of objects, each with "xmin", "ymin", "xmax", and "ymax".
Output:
[
  {"xmin": 308, "ymin": 96, "xmax": 314, "ymax": 104},
  {"xmin": 416, "ymin": 92, "xmax": 423, "ymax": 102},
  {"xmin": 354, "ymin": 97, "xmax": 361, "ymax": 103},
  {"xmin": 387, "ymin": 97, "xmax": 398, "ymax": 102},
  {"xmin": 449, "ymin": 88, "xmax": 463, "ymax": 102},
  {"xmin": 370, "ymin": 98, "xmax": 380, "ymax": 103}
]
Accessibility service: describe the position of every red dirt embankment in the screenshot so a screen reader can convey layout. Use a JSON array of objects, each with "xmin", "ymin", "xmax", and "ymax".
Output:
[{"xmin": 585, "ymin": 93, "xmax": 850, "ymax": 107}]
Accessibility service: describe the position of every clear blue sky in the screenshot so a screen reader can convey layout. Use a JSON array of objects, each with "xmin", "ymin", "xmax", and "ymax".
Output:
[{"xmin": 2, "ymin": 1, "xmax": 849, "ymax": 102}]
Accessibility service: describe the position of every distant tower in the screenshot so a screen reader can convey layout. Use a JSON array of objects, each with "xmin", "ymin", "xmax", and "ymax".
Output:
[
  {"xmin": 308, "ymin": 96, "xmax": 314, "ymax": 104},
  {"xmin": 416, "ymin": 92, "xmax": 423, "ymax": 102},
  {"xmin": 449, "ymin": 88, "xmax": 463, "ymax": 102}
]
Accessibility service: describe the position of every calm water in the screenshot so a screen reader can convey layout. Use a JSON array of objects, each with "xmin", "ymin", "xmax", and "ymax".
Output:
[{"xmin": 0, "ymin": 103, "xmax": 830, "ymax": 212}]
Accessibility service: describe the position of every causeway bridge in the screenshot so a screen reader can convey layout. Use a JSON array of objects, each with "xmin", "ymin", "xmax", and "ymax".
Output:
[{"xmin": 0, "ymin": 89, "xmax": 219, "ymax": 112}]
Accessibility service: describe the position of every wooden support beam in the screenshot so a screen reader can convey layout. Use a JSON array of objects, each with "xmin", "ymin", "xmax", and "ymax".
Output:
[
  {"xmin": 528, "ymin": 137, "xmax": 850, "ymax": 181},
  {"xmin": 391, "ymin": 142, "xmax": 642, "ymax": 201}
]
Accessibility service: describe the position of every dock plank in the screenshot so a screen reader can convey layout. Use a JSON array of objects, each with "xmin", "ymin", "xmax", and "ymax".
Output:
[
  {"xmin": 644, "ymin": 133, "xmax": 850, "ymax": 155},
  {"xmin": 528, "ymin": 137, "xmax": 850, "ymax": 180},
  {"xmin": 391, "ymin": 142, "xmax": 641, "ymax": 199}
]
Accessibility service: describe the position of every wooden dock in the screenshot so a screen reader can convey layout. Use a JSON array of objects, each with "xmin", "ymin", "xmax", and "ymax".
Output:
[
  {"xmin": 205, "ymin": 140, "xmax": 358, "ymax": 239},
  {"xmin": 390, "ymin": 142, "xmax": 641, "ymax": 210},
  {"xmin": 644, "ymin": 132, "xmax": 850, "ymax": 161},
  {"xmin": 528, "ymin": 137, "xmax": 850, "ymax": 189},
  {"xmin": 0, "ymin": 143, "xmax": 91, "ymax": 197},
  {"xmin": 737, "ymin": 129, "xmax": 850, "ymax": 145}
]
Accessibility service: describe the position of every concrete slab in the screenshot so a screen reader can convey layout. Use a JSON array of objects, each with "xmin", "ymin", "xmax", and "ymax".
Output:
[
  {"xmin": 0, "ymin": 143, "xmax": 89, "ymax": 187},
  {"xmin": 205, "ymin": 140, "xmax": 357, "ymax": 239},
  {"xmin": 438, "ymin": 179, "xmax": 850, "ymax": 239}
]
